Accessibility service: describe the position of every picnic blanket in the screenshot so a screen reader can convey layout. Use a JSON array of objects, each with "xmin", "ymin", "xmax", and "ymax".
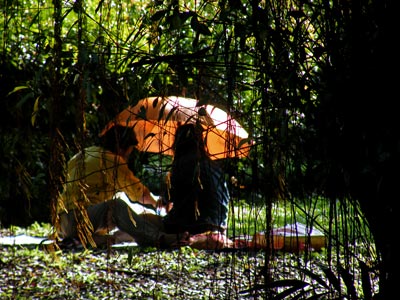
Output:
[
  {"xmin": 252, "ymin": 222, "xmax": 326, "ymax": 251},
  {"xmin": 0, "ymin": 222, "xmax": 326, "ymax": 251},
  {"xmin": 0, "ymin": 234, "xmax": 54, "ymax": 246},
  {"xmin": 0, "ymin": 233, "xmax": 139, "ymax": 248}
]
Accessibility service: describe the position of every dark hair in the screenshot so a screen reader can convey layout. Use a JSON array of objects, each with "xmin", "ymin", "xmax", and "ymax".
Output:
[
  {"xmin": 101, "ymin": 125, "xmax": 138, "ymax": 153},
  {"xmin": 172, "ymin": 123, "xmax": 207, "ymax": 157}
]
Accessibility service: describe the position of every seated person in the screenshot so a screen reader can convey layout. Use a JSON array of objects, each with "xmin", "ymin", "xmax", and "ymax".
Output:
[
  {"xmin": 56, "ymin": 125, "xmax": 190, "ymax": 248},
  {"xmin": 163, "ymin": 123, "xmax": 232, "ymax": 249}
]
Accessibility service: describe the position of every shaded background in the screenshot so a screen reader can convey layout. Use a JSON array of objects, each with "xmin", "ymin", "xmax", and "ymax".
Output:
[{"xmin": 0, "ymin": 0, "xmax": 396, "ymax": 298}]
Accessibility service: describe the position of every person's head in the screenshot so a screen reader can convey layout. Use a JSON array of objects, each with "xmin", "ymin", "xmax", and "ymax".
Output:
[
  {"xmin": 172, "ymin": 123, "xmax": 207, "ymax": 157},
  {"xmin": 101, "ymin": 125, "xmax": 138, "ymax": 155}
]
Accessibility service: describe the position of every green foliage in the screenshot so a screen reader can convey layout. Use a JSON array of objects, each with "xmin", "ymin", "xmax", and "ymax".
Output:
[
  {"xmin": 0, "ymin": 219, "xmax": 378, "ymax": 299},
  {"xmin": 8, "ymin": 221, "xmax": 53, "ymax": 237},
  {"xmin": 0, "ymin": 0, "xmax": 395, "ymax": 297}
]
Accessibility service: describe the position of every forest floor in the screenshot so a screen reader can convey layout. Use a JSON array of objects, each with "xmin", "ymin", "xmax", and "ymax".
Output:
[
  {"xmin": 0, "ymin": 223, "xmax": 378, "ymax": 299},
  {"xmin": 0, "ymin": 238, "xmax": 267, "ymax": 299}
]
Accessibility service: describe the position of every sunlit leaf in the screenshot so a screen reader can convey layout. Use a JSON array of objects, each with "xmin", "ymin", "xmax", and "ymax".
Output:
[
  {"xmin": 31, "ymin": 96, "xmax": 40, "ymax": 126},
  {"xmin": 7, "ymin": 85, "xmax": 29, "ymax": 97}
]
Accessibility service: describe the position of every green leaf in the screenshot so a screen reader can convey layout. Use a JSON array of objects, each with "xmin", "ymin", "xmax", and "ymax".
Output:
[
  {"xmin": 16, "ymin": 92, "xmax": 34, "ymax": 109},
  {"xmin": 151, "ymin": 10, "xmax": 167, "ymax": 22},
  {"xmin": 127, "ymin": 247, "xmax": 133, "ymax": 265},
  {"xmin": 164, "ymin": 105, "xmax": 178, "ymax": 124},
  {"xmin": 31, "ymin": 96, "xmax": 40, "ymax": 126},
  {"xmin": 190, "ymin": 16, "xmax": 211, "ymax": 36},
  {"xmin": 321, "ymin": 266, "xmax": 341, "ymax": 293},
  {"xmin": 298, "ymin": 267, "xmax": 330, "ymax": 289},
  {"xmin": 339, "ymin": 266, "xmax": 357, "ymax": 298},
  {"xmin": 167, "ymin": 11, "xmax": 182, "ymax": 30},
  {"xmin": 7, "ymin": 85, "xmax": 29, "ymax": 97},
  {"xmin": 238, "ymin": 138, "xmax": 252, "ymax": 148}
]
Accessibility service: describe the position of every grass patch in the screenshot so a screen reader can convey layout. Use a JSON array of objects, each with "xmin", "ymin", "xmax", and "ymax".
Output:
[{"xmin": 0, "ymin": 199, "xmax": 379, "ymax": 299}]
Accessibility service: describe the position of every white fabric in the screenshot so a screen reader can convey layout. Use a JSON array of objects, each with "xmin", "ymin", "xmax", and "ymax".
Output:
[{"xmin": 113, "ymin": 191, "xmax": 167, "ymax": 216}]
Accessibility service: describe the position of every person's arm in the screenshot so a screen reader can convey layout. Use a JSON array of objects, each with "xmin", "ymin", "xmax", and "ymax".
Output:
[{"xmin": 104, "ymin": 152, "xmax": 159, "ymax": 208}]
